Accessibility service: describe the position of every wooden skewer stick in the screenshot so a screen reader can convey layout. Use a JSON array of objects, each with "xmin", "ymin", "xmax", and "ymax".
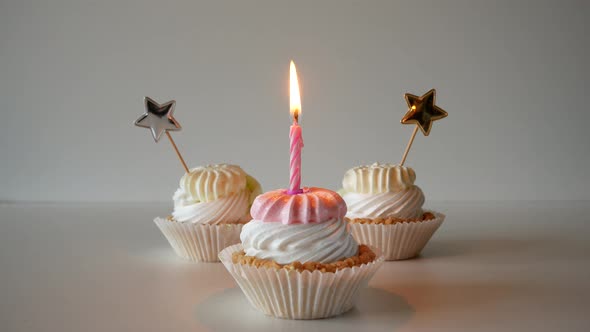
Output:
[
  {"xmin": 166, "ymin": 131, "xmax": 189, "ymax": 173},
  {"xmin": 400, "ymin": 126, "xmax": 419, "ymax": 166}
]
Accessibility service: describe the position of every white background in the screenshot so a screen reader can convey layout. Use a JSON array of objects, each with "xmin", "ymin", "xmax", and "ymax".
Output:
[{"xmin": 1, "ymin": 0, "xmax": 588, "ymax": 202}]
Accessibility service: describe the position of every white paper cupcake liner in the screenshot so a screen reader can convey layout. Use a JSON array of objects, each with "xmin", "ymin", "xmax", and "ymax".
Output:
[
  {"xmin": 219, "ymin": 244, "xmax": 385, "ymax": 320},
  {"xmin": 153, "ymin": 218, "xmax": 244, "ymax": 262},
  {"xmin": 348, "ymin": 211, "xmax": 445, "ymax": 261}
]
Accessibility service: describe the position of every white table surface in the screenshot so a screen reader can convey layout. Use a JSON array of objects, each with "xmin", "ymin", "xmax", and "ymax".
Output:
[{"xmin": 0, "ymin": 201, "xmax": 588, "ymax": 332}]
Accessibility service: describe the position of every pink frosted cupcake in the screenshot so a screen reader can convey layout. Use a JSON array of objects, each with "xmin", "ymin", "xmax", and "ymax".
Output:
[
  {"xmin": 154, "ymin": 163, "xmax": 261, "ymax": 262},
  {"xmin": 219, "ymin": 187, "xmax": 384, "ymax": 319},
  {"xmin": 340, "ymin": 163, "xmax": 445, "ymax": 260}
]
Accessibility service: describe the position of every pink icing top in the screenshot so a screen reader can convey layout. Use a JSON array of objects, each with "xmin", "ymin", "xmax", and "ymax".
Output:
[{"xmin": 250, "ymin": 187, "xmax": 347, "ymax": 225}]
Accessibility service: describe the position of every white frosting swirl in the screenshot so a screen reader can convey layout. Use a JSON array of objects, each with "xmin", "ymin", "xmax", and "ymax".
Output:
[
  {"xmin": 241, "ymin": 218, "xmax": 358, "ymax": 264},
  {"xmin": 342, "ymin": 163, "xmax": 416, "ymax": 194},
  {"xmin": 171, "ymin": 163, "xmax": 261, "ymax": 224},
  {"xmin": 172, "ymin": 188, "xmax": 250, "ymax": 224},
  {"xmin": 179, "ymin": 164, "xmax": 248, "ymax": 203},
  {"xmin": 342, "ymin": 186, "xmax": 425, "ymax": 219}
]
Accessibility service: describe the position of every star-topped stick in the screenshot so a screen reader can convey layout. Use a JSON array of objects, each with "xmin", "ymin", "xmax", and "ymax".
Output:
[
  {"xmin": 399, "ymin": 89, "xmax": 448, "ymax": 166},
  {"xmin": 134, "ymin": 96, "xmax": 190, "ymax": 173}
]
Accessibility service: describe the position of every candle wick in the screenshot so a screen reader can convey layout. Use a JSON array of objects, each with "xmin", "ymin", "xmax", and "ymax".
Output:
[{"xmin": 293, "ymin": 111, "xmax": 299, "ymax": 124}]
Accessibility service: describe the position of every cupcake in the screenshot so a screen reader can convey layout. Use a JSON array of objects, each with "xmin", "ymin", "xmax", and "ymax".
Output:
[
  {"xmin": 154, "ymin": 163, "xmax": 261, "ymax": 262},
  {"xmin": 219, "ymin": 187, "xmax": 384, "ymax": 320},
  {"xmin": 339, "ymin": 162, "xmax": 444, "ymax": 260}
]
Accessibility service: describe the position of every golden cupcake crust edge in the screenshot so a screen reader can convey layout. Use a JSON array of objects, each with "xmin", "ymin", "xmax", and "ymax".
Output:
[
  {"xmin": 346, "ymin": 212, "xmax": 436, "ymax": 225},
  {"xmin": 231, "ymin": 244, "xmax": 376, "ymax": 273}
]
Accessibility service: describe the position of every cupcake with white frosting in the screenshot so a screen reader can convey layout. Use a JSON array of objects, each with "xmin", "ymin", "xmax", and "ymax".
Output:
[
  {"xmin": 340, "ymin": 163, "xmax": 445, "ymax": 260},
  {"xmin": 219, "ymin": 187, "xmax": 384, "ymax": 319},
  {"xmin": 154, "ymin": 164, "xmax": 261, "ymax": 262}
]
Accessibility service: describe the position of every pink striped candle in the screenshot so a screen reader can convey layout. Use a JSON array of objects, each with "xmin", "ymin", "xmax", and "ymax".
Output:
[
  {"xmin": 289, "ymin": 119, "xmax": 303, "ymax": 193},
  {"xmin": 288, "ymin": 60, "xmax": 303, "ymax": 194}
]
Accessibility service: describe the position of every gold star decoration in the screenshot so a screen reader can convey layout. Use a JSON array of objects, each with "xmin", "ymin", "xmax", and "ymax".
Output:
[{"xmin": 401, "ymin": 89, "xmax": 448, "ymax": 136}]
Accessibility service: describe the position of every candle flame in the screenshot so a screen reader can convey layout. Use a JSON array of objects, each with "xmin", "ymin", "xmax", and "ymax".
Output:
[{"xmin": 290, "ymin": 60, "xmax": 301, "ymax": 121}]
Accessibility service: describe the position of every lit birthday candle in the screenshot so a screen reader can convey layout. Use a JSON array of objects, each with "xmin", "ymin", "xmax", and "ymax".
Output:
[{"xmin": 288, "ymin": 60, "xmax": 303, "ymax": 194}]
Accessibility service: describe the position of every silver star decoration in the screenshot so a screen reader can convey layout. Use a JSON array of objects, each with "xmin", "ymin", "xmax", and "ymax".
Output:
[{"xmin": 134, "ymin": 97, "xmax": 181, "ymax": 142}]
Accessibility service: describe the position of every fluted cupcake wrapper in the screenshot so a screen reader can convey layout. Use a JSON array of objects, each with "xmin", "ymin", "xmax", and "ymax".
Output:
[
  {"xmin": 153, "ymin": 218, "xmax": 244, "ymax": 262},
  {"xmin": 219, "ymin": 244, "xmax": 385, "ymax": 320},
  {"xmin": 348, "ymin": 211, "xmax": 445, "ymax": 261}
]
